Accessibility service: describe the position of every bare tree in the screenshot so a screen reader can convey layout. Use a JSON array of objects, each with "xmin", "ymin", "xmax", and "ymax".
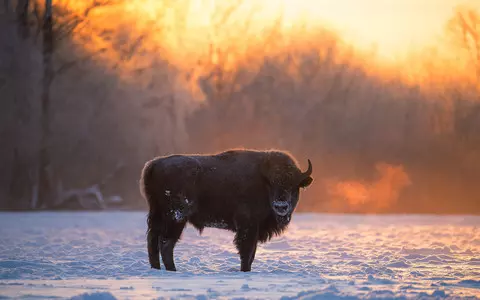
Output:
[
  {"xmin": 36, "ymin": 0, "xmax": 54, "ymax": 209},
  {"xmin": 33, "ymin": 0, "xmax": 120, "ymax": 209},
  {"xmin": 444, "ymin": 7, "xmax": 480, "ymax": 145},
  {"xmin": 447, "ymin": 7, "xmax": 480, "ymax": 83}
]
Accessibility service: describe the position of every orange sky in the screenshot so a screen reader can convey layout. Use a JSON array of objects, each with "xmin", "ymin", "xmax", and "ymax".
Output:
[
  {"xmin": 64, "ymin": 0, "xmax": 480, "ymax": 70},
  {"xmin": 120, "ymin": 0, "xmax": 479, "ymax": 61},
  {"xmin": 283, "ymin": 0, "xmax": 480, "ymax": 60}
]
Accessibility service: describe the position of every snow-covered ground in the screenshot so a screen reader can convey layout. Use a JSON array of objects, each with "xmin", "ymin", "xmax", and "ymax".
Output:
[{"xmin": 0, "ymin": 212, "xmax": 479, "ymax": 299}]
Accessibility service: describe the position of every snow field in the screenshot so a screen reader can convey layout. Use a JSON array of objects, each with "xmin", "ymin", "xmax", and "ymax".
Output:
[{"xmin": 0, "ymin": 212, "xmax": 479, "ymax": 299}]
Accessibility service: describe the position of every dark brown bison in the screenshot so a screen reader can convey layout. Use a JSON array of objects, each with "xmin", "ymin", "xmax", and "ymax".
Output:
[{"xmin": 140, "ymin": 149, "xmax": 313, "ymax": 272}]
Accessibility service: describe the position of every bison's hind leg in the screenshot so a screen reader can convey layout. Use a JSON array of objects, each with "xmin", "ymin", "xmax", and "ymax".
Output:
[
  {"xmin": 147, "ymin": 211, "xmax": 161, "ymax": 269},
  {"xmin": 160, "ymin": 219, "xmax": 186, "ymax": 271}
]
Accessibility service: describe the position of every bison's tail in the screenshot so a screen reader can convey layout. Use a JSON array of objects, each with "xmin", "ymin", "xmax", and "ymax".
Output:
[{"xmin": 139, "ymin": 159, "xmax": 156, "ymax": 206}]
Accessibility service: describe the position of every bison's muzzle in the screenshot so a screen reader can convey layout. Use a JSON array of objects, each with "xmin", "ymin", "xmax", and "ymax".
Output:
[{"xmin": 272, "ymin": 201, "xmax": 290, "ymax": 216}]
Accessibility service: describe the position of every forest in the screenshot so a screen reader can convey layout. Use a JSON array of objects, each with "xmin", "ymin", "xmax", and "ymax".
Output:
[{"xmin": 1, "ymin": 0, "xmax": 479, "ymax": 214}]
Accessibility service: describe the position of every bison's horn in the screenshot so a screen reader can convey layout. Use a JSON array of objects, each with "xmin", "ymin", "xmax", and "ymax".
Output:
[{"xmin": 301, "ymin": 159, "xmax": 312, "ymax": 178}]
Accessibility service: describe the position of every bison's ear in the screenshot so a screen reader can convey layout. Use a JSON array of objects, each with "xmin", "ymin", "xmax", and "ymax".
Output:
[{"xmin": 299, "ymin": 176, "xmax": 313, "ymax": 188}]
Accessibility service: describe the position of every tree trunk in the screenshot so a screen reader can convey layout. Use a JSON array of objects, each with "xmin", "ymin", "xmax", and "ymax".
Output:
[
  {"xmin": 0, "ymin": 0, "xmax": 43, "ymax": 210},
  {"xmin": 16, "ymin": 0, "xmax": 29, "ymax": 38},
  {"xmin": 37, "ymin": 0, "xmax": 54, "ymax": 209}
]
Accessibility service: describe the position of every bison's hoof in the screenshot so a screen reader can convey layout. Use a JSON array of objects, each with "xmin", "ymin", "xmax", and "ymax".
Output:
[{"xmin": 150, "ymin": 263, "xmax": 161, "ymax": 270}]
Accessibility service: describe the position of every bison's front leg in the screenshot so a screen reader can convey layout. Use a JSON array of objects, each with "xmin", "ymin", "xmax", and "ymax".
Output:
[
  {"xmin": 160, "ymin": 220, "xmax": 186, "ymax": 271},
  {"xmin": 234, "ymin": 225, "xmax": 259, "ymax": 272}
]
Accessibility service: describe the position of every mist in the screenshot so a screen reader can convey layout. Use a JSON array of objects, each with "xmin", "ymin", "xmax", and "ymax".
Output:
[{"xmin": 1, "ymin": 0, "xmax": 479, "ymax": 214}]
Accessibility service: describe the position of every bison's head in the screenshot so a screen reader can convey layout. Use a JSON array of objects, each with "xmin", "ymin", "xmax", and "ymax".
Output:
[{"xmin": 262, "ymin": 153, "xmax": 313, "ymax": 224}]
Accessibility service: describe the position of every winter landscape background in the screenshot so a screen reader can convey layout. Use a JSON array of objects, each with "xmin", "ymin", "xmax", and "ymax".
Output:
[
  {"xmin": 1, "ymin": 212, "xmax": 479, "ymax": 299},
  {"xmin": 1, "ymin": 0, "xmax": 480, "ymax": 299},
  {"xmin": 1, "ymin": 0, "xmax": 480, "ymax": 214}
]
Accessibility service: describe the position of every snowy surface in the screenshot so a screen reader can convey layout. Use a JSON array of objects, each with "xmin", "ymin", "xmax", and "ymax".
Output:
[{"xmin": 0, "ymin": 212, "xmax": 479, "ymax": 299}]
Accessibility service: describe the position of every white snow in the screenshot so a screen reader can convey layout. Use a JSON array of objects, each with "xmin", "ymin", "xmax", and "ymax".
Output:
[
  {"xmin": 172, "ymin": 210, "xmax": 184, "ymax": 221},
  {"xmin": 0, "ymin": 212, "xmax": 479, "ymax": 299}
]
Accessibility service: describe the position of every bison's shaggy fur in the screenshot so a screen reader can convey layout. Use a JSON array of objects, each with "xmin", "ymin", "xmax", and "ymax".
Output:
[{"xmin": 140, "ymin": 149, "xmax": 313, "ymax": 272}]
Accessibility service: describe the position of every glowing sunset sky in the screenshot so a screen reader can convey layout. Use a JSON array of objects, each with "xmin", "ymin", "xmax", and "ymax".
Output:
[
  {"xmin": 66, "ymin": 0, "xmax": 480, "ymax": 65},
  {"xmin": 265, "ymin": 0, "xmax": 480, "ymax": 60}
]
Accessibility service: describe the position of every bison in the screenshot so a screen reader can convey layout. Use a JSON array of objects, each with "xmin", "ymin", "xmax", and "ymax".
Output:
[{"xmin": 140, "ymin": 149, "xmax": 313, "ymax": 272}]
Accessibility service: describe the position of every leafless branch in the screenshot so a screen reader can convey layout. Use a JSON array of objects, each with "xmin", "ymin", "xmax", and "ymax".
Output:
[
  {"xmin": 84, "ymin": 0, "xmax": 118, "ymax": 17},
  {"xmin": 121, "ymin": 34, "xmax": 146, "ymax": 61},
  {"xmin": 54, "ymin": 48, "xmax": 106, "ymax": 78},
  {"xmin": 54, "ymin": 16, "xmax": 82, "ymax": 41},
  {"xmin": 54, "ymin": 0, "xmax": 119, "ymax": 41}
]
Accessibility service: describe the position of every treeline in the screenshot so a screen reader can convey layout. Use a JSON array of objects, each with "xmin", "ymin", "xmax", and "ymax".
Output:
[{"xmin": 1, "ymin": 1, "xmax": 479, "ymax": 214}]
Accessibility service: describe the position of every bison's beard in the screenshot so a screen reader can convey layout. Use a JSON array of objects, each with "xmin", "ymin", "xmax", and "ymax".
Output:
[{"xmin": 275, "ymin": 213, "xmax": 292, "ymax": 226}]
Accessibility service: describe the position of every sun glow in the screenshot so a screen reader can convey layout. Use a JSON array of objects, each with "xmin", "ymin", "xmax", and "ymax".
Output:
[
  {"xmin": 123, "ymin": 0, "xmax": 480, "ymax": 59},
  {"xmin": 58, "ymin": 0, "xmax": 480, "ymax": 87},
  {"xmin": 60, "ymin": 0, "xmax": 480, "ymax": 72}
]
